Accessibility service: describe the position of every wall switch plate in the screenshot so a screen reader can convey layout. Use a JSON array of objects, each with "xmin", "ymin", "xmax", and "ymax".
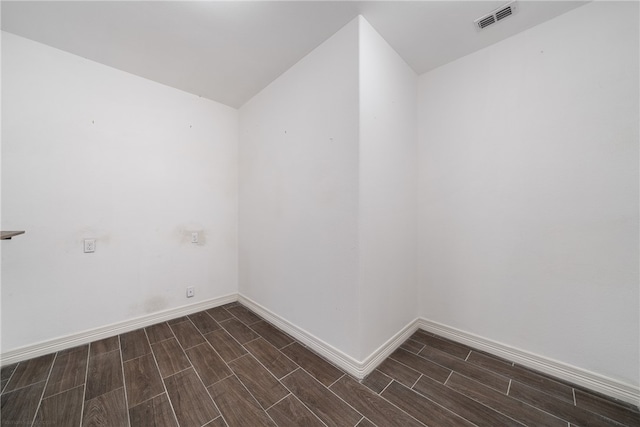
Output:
[
  {"xmin": 84, "ymin": 239, "xmax": 96, "ymax": 253},
  {"xmin": 186, "ymin": 286, "xmax": 194, "ymax": 298},
  {"xmin": 191, "ymin": 232, "xmax": 198, "ymax": 243}
]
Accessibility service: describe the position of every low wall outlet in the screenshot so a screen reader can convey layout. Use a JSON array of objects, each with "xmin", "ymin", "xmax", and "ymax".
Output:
[
  {"xmin": 191, "ymin": 232, "xmax": 198, "ymax": 243},
  {"xmin": 84, "ymin": 239, "xmax": 96, "ymax": 253},
  {"xmin": 186, "ymin": 286, "xmax": 194, "ymax": 298}
]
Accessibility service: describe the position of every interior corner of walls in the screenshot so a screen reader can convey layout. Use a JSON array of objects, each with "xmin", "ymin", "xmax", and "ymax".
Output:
[
  {"xmin": 239, "ymin": 294, "xmax": 365, "ymax": 375},
  {"xmin": 240, "ymin": 293, "xmax": 421, "ymax": 379},
  {"xmin": 236, "ymin": 0, "xmax": 363, "ymax": 367}
]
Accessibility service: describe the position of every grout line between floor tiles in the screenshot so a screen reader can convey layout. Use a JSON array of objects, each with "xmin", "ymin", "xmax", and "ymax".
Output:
[
  {"xmin": 507, "ymin": 379, "xmax": 512, "ymax": 395},
  {"xmin": 231, "ymin": 372, "xmax": 282, "ymax": 426},
  {"xmin": 503, "ymin": 378, "xmax": 578, "ymax": 424},
  {"xmin": 78, "ymin": 344, "xmax": 91, "ymax": 427},
  {"xmin": 1, "ymin": 364, "xmax": 18, "ymax": 395},
  {"xmin": 243, "ymin": 336, "xmax": 262, "ymax": 346},
  {"xmin": 387, "ymin": 352, "xmax": 417, "ymax": 370},
  {"xmin": 443, "ymin": 371, "xmax": 453, "ymax": 386},
  {"xmin": 228, "ymin": 351, "xmax": 289, "ymax": 414},
  {"xmin": 409, "ymin": 371, "xmax": 422, "ymax": 390},
  {"xmin": 234, "ymin": 347, "xmax": 293, "ymax": 391},
  {"xmin": 327, "ymin": 373, "xmax": 345, "ymax": 389},
  {"xmin": 206, "ymin": 387, "xmax": 229, "ymax": 427},
  {"xmin": 168, "ymin": 365, "xmax": 196, "ymax": 379},
  {"xmin": 445, "ymin": 372, "xmax": 552, "ymax": 427},
  {"xmin": 302, "ymin": 365, "xmax": 366, "ymax": 423},
  {"xmin": 218, "ymin": 327, "xmax": 252, "ymax": 360},
  {"xmin": 222, "ymin": 352, "xmax": 247, "ymax": 365},
  {"xmin": 117, "ymin": 335, "xmax": 132, "ymax": 427},
  {"xmin": 181, "ymin": 341, "xmax": 207, "ymax": 351},
  {"xmin": 264, "ymin": 391, "xmax": 292, "ymax": 412},
  {"xmin": 130, "ymin": 391, "xmax": 167, "ymax": 408},
  {"xmin": 280, "ymin": 341, "xmax": 296, "ymax": 350},
  {"xmin": 572, "ymin": 388, "xmax": 576, "ymax": 406},
  {"xmin": 207, "ymin": 415, "xmax": 225, "ymax": 427},
  {"xmin": 186, "ymin": 316, "xmax": 204, "ymax": 336},
  {"xmin": 151, "ymin": 335, "xmax": 178, "ymax": 347},
  {"xmin": 401, "ymin": 377, "xmax": 483, "ymax": 427},
  {"xmin": 363, "ymin": 416, "xmax": 382, "ymax": 427},
  {"xmin": 279, "ymin": 366, "xmax": 301, "ymax": 382},
  {"xmin": 244, "ymin": 338, "xmax": 299, "ymax": 380},
  {"xmin": 378, "ymin": 378, "xmax": 394, "ymax": 396},
  {"xmin": 40, "ymin": 383, "xmax": 85, "ymax": 401},
  {"xmin": 176, "ymin": 316, "xmax": 230, "ymax": 426},
  {"xmin": 412, "ymin": 343, "xmax": 516, "ymax": 393},
  {"xmin": 0, "ymin": 378, "xmax": 47, "ymax": 395},
  {"xmin": 28, "ymin": 351, "xmax": 57, "ymax": 427},
  {"xmin": 278, "ymin": 370, "xmax": 329, "ymax": 427},
  {"xmin": 465, "ymin": 350, "xmax": 471, "ymax": 361},
  {"xmin": 377, "ymin": 380, "xmax": 430, "ymax": 427},
  {"xmin": 202, "ymin": 310, "xmax": 220, "ymax": 323},
  {"xmin": 218, "ymin": 320, "xmax": 257, "ymax": 349},
  {"xmin": 201, "ymin": 338, "xmax": 233, "ymax": 372},
  {"xmin": 142, "ymin": 327, "xmax": 181, "ymax": 427}
]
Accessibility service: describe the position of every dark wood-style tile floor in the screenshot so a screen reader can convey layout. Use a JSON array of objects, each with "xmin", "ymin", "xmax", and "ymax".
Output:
[{"xmin": 2, "ymin": 302, "xmax": 639, "ymax": 427}]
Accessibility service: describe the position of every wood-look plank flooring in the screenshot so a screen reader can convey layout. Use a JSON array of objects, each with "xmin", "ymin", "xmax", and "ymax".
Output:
[{"xmin": 2, "ymin": 302, "xmax": 639, "ymax": 427}]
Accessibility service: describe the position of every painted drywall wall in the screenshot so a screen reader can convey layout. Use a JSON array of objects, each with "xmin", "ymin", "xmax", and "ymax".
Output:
[
  {"xmin": 239, "ymin": 19, "xmax": 361, "ymax": 357},
  {"xmin": 239, "ymin": 16, "xmax": 419, "ymax": 361},
  {"xmin": 417, "ymin": 1, "xmax": 639, "ymax": 387},
  {"xmin": 1, "ymin": 32, "xmax": 238, "ymax": 352},
  {"xmin": 357, "ymin": 17, "xmax": 418, "ymax": 359}
]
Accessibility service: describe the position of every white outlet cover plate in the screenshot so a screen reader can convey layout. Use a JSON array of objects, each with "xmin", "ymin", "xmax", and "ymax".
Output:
[{"xmin": 84, "ymin": 239, "xmax": 96, "ymax": 253}]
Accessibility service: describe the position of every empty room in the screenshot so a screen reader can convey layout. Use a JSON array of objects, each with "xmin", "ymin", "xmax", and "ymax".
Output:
[{"xmin": 1, "ymin": 1, "xmax": 638, "ymax": 426}]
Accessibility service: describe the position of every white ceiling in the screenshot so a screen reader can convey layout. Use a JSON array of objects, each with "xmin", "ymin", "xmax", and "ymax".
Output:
[{"xmin": 1, "ymin": 1, "xmax": 586, "ymax": 108}]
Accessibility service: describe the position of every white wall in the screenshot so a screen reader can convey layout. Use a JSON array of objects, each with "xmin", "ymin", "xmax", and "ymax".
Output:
[
  {"xmin": 3, "ymin": 1, "xmax": 637, "ymax": 395},
  {"xmin": 1, "ymin": 33, "xmax": 238, "ymax": 352},
  {"xmin": 417, "ymin": 1, "xmax": 639, "ymax": 387},
  {"xmin": 239, "ymin": 19, "xmax": 361, "ymax": 357},
  {"xmin": 358, "ymin": 17, "xmax": 418, "ymax": 359},
  {"xmin": 239, "ymin": 16, "xmax": 419, "ymax": 361}
]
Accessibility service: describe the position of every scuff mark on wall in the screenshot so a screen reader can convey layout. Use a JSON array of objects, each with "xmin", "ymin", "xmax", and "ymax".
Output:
[
  {"xmin": 128, "ymin": 295, "xmax": 170, "ymax": 316},
  {"xmin": 142, "ymin": 295, "xmax": 169, "ymax": 314}
]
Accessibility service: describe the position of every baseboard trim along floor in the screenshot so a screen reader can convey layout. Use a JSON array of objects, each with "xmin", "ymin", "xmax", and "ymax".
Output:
[
  {"xmin": 3, "ymin": 293, "xmax": 638, "ymax": 406},
  {"xmin": 416, "ymin": 318, "xmax": 640, "ymax": 406},
  {"xmin": 239, "ymin": 295, "xmax": 638, "ymax": 406},
  {"xmin": 0, "ymin": 293, "xmax": 237, "ymax": 366}
]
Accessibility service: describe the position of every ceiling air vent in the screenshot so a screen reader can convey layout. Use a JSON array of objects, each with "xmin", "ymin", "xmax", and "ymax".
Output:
[{"xmin": 474, "ymin": 1, "xmax": 518, "ymax": 31}]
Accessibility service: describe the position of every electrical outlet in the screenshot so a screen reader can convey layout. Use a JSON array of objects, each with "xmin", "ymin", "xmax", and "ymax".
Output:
[
  {"xmin": 186, "ymin": 286, "xmax": 194, "ymax": 298},
  {"xmin": 191, "ymin": 232, "xmax": 198, "ymax": 243},
  {"xmin": 84, "ymin": 239, "xmax": 96, "ymax": 253}
]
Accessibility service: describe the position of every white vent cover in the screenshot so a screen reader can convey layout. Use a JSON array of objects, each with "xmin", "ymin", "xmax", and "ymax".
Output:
[{"xmin": 474, "ymin": 1, "xmax": 518, "ymax": 30}]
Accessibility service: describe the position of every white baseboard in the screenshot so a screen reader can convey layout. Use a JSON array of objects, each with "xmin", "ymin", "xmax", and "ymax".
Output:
[
  {"xmin": 239, "ymin": 294, "xmax": 420, "ymax": 380},
  {"xmin": 359, "ymin": 318, "xmax": 421, "ymax": 378},
  {"xmin": 0, "ymin": 293, "xmax": 238, "ymax": 366},
  {"xmin": 238, "ymin": 296, "xmax": 639, "ymax": 406},
  {"xmin": 3, "ymin": 293, "xmax": 637, "ymax": 407},
  {"xmin": 417, "ymin": 318, "xmax": 640, "ymax": 407},
  {"xmin": 238, "ymin": 295, "xmax": 365, "ymax": 378}
]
